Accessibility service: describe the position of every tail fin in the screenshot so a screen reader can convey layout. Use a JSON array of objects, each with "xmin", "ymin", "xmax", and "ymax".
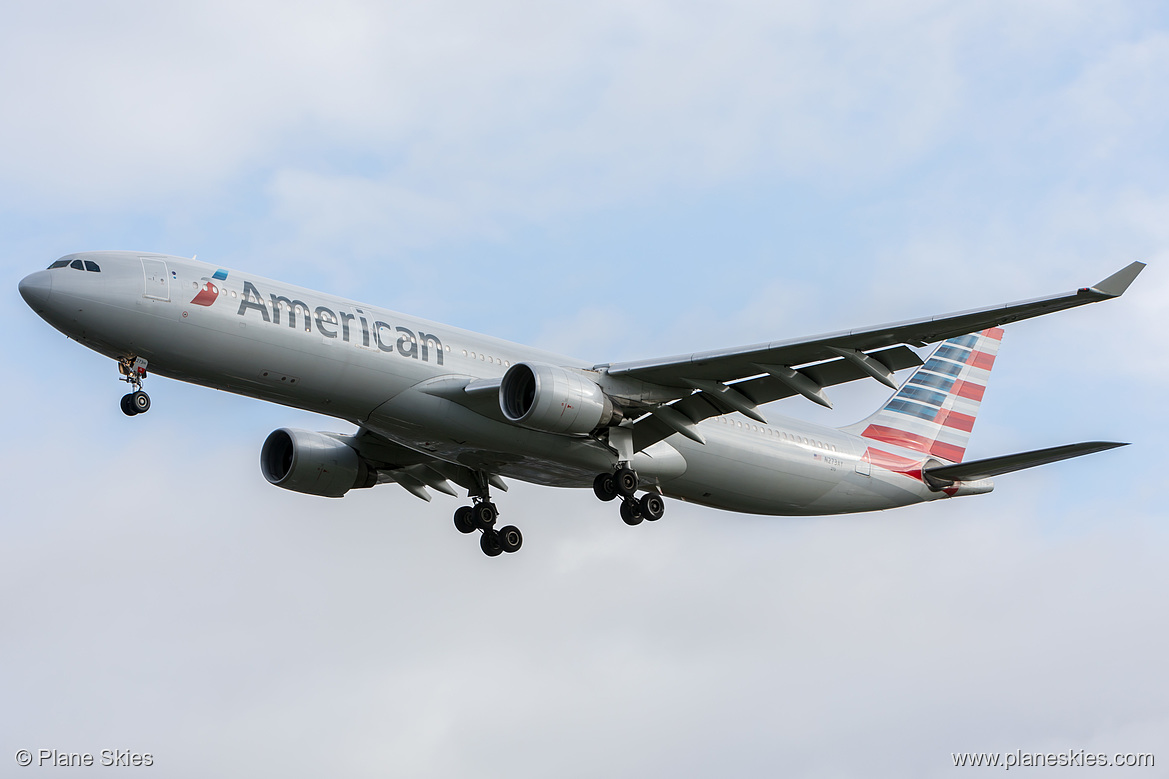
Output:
[{"xmin": 840, "ymin": 328, "xmax": 1005, "ymax": 462}]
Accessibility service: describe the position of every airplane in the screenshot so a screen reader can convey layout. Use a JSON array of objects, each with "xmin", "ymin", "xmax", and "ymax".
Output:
[{"xmin": 18, "ymin": 252, "xmax": 1143, "ymax": 557}]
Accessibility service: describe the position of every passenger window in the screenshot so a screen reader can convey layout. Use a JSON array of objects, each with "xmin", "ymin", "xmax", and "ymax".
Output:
[
  {"xmin": 70, "ymin": 259, "xmax": 84, "ymax": 270},
  {"xmin": 48, "ymin": 260, "xmax": 70, "ymax": 269},
  {"xmin": 84, "ymin": 261, "xmax": 100, "ymax": 272}
]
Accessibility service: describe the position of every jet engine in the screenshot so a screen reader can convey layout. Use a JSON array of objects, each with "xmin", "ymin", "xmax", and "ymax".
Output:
[
  {"xmin": 260, "ymin": 428, "xmax": 378, "ymax": 498},
  {"xmin": 499, "ymin": 362, "xmax": 622, "ymax": 435}
]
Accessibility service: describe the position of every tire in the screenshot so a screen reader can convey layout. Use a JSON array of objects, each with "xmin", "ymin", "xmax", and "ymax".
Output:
[
  {"xmin": 619, "ymin": 498, "xmax": 643, "ymax": 526},
  {"xmin": 615, "ymin": 467, "xmax": 638, "ymax": 498},
  {"xmin": 480, "ymin": 530, "xmax": 504, "ymax": 557},
  {"xmin": 120, "ymin": 394, "xmax": 139, "ymax": 416},
  {"xmin": 472, "ymin": 502, "xmax": 497, "ymax": 530},
  {"xmin": 639, "ymin": 493, "xmax": 665, "ymax": 521},
  {"xmin": 131, "ymin": 391, "xmax": 151, "ymax": 414},
  {"xmin": 498, "ymin": 525, "xmax": 523, "ymax": 553},
  {"xmin": 592, "ymin": 473, "xmax": 618, "ymax": 502},
  {"xmin": 453, "ymin": 506, "xmax": 475, "ymax": 534}
]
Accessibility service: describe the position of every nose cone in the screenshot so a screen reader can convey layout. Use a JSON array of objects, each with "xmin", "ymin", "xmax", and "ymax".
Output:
[{"xmin": 19, "ymin": 270, "xmax": 53, "ymax": 309}]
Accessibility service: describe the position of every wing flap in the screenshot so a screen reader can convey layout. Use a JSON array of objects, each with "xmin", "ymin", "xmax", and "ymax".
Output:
[
  {"xmin": 631, "ymin": 345, "xmax": 921, "ymax": 451},
  {"xmin": 350, "ymin": 427, "xmax": 482, "ymax": 501}
]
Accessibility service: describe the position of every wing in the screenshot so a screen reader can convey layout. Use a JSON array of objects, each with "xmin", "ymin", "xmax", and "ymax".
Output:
[
  {"xmin": 607, "ymin": 262, "xmax": 1144, "ymax": 451},
  {"xmin": 630, "ymin": 344, "xmax": 922, "ymax": 450},
  {"xmin": 346, "ymin": 427, "xmax": 502, "ymax": 502},
  {"xmin": 604, "ymin": 262, "xmax": 1143, "ymax": 386}
]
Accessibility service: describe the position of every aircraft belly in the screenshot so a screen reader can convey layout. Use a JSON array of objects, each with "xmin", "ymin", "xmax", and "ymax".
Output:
[
  {"xmin": 659, "ymin": 425, "xmax": 935, "ymax": 516},
  {"xmin": 364, "ymin": 387, "xmax": 625, "ymax": 488}
]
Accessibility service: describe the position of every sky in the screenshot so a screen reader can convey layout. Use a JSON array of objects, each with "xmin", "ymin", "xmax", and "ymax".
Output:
[{"xmin": 2, "ymin": 1, "xmax": 1167, "ymax": 776}]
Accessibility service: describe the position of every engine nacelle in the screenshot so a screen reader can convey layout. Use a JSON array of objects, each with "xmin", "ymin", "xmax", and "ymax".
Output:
[
  {"xmin": 260, "ymin": 428, "xmax": 377, "ymax": 498},
  {"xmin": 499, "ymin": 362, "xmax": 621, "ymax": 435}
]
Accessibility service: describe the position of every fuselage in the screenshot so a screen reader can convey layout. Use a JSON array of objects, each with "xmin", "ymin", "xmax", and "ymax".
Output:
[{"xmin": 20, "ymin": 251, "xmax": 960, "ymax": 515}]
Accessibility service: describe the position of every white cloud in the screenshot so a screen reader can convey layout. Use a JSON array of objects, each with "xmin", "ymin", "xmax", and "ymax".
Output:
[
  {"xmin": 3, "ymin": 434, "xmax": 1165, "ymax": 777},
  {"xmin": 1, "ymin": 1, "xmax": 1147, "ymax": 220}
]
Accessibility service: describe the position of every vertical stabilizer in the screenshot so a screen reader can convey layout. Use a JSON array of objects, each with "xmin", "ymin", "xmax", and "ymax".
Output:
[{"xmin": 840, "ymin": 328, "xmax": 1004, "ymax": 462}]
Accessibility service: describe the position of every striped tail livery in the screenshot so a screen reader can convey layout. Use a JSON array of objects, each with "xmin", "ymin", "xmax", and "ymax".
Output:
[{"xmin": 847, "ymin": 328, "xmax": 1004, "ymax": 463}]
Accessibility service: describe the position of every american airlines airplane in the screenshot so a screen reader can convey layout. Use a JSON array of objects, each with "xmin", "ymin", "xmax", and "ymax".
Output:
[{"xmin": 19, "ymin": 252, "xmax": 1143, "ymax": 557}]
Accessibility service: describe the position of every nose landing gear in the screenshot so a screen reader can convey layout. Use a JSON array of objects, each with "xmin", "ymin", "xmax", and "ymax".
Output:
[
  {"xmin": 119, "ymin": 391, "xmax": 151, "ymax": 416},
  {"xmin": 118, "ymin": 356, "xmax": 151, "ymax": 416}
]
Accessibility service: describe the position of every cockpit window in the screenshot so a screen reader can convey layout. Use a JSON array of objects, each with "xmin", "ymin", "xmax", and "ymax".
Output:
[
  {"xmin": 83, "ymin": 260, "xmax": 100, "ymax": 272},
  {"xmin": 48, "ymin": 260, "xmax": 70, "ymax": 269},
  {"xmin": 70, "ymin": 259, "xmax": 84, "ymax": 270}
]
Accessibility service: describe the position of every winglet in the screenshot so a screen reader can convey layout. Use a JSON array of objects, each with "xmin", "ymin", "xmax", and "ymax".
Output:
[{"xmin": 1090, "ymin": 261, "xmax": 1145, "ymax": 297}]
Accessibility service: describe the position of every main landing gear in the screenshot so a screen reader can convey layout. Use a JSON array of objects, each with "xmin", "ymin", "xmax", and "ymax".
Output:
[
  {"xmin": 593, "ymin": 425, "xmax": 666, "ymax": 526},
  {"xmin": 118, "ymin": 356, "xmax": 151, "ymax": 417},
  {"xmin": 592, "ymin": 466, "xmax": 666, "ymax": 526},
  {"xmin": 452, "ymin": 473, "xmax": 522, "ymax": 557}
]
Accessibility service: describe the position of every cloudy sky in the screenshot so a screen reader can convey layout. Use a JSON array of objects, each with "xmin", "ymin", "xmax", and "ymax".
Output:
[{"xmin": 2, "ymin": 1, "xmax": 1167, "ymax": 776}]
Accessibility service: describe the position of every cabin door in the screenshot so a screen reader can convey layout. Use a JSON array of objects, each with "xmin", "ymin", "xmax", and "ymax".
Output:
[{"xmin": 141, "ymin": 258, "xmax": 170, "ymax": 301}]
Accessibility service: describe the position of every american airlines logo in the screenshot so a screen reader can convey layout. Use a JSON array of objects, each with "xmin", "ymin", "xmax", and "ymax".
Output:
[
  {"xmin": 189, "ymin": 269, "xmax": 229, "ymax": 307},
  {"xmin": 228, "ymin": 279, "xmax": 445, "ymax": 365}
]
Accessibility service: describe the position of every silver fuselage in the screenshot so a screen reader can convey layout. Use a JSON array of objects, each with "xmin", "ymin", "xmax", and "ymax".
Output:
[{"xmin": 20, "ymin": 251, "xmax": 957, "ymax": 515}]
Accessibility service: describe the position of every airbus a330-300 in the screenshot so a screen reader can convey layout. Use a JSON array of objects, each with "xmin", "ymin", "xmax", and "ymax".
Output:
[{"xmin": 19, "ymin": 253, "xmax": 1143, "ymax": 557}]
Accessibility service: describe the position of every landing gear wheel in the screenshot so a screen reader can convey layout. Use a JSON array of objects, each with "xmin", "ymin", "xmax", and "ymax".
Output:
[
  {"xmin": 471, "ymin": 501, "xmax": 498, "ymax": 530},
  {"xmin": 120, "ymin": 394, "xmax": 139, "ymax": 416},
  {"xmin": 593, "ymin": 473, "xmax": 618, "ymax": 502},
  {"xmin": 615, "ymin": 467, "xmax": 638, "ymax": 498},
  {"xmin": 498, "ymin": 525, "xmax": 523, "ymax": 553},
  {"xmin": 480, "ymin": 529, "xmax": 504, "ymax": 557},
  {"xmin": 620, "ymin": 498, "xmax": 643, "ymax": 526},
  {"xmin": 639, "ymin": 493, "xmax": 665, "ymax": 521},
  {"xmin": 453, "ymin": 506, "xmax": 475, "ymax": 534},
  {"xmin": 117, "ymin": 357, "xmax": 150, "ymax": 415}
]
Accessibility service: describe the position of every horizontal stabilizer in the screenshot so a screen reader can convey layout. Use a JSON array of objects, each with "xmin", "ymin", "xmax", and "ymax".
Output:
[{"xmin": 923, "ymin": 441, "xmax": 1128, "ymax": 483}]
